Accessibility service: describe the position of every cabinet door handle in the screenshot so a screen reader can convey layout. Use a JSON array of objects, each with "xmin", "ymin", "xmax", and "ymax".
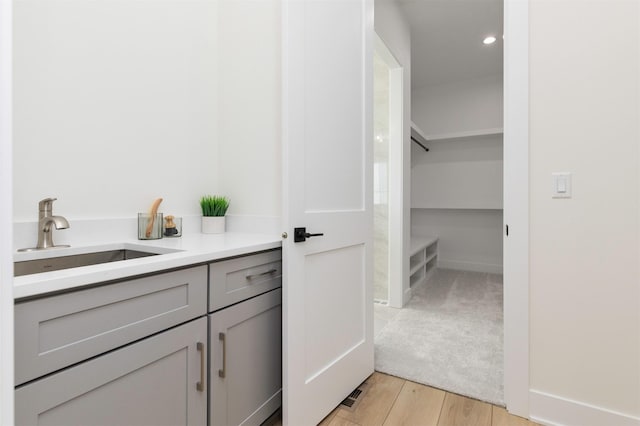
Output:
[
  {"xmin": 245, "ymin": 268, "xmax": 277, "ymax": 280},
  {"xmin": 218, "ymin": 332, "xmax": 226, "ymax": 378},
  {"xmin": 196, "ymin": 342, "xmax": 205, "ymax": 392}
]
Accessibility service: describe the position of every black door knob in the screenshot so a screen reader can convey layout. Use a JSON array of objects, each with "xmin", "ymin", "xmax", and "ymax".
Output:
[{"xmin": 294, "ymin": 227, "xmax": 324, "ymax": 243}]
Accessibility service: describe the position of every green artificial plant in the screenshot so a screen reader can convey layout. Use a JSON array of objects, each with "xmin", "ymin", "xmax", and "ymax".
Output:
[{"xmin": 200, "ymin": 195, "xmax": 230, "ymax": 217}]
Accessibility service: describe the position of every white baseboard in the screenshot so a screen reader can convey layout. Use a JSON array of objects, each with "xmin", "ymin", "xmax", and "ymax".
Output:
[
  {"xmin": 437, "ymin": 259, "xmax": 503, "ymax": 274},
  {"xmin": 530, "ymin": 389, "xmax": 640, "ymax": 426}
]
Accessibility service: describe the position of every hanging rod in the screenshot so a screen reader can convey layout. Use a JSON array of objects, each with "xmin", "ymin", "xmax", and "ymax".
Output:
[
  {"xmin": 411, "ymin": 136, "xmax": 429, "ymax": 152},
  {"xmin": 410, "ymin": 123, "xmax": 430, "ymax": 152}
]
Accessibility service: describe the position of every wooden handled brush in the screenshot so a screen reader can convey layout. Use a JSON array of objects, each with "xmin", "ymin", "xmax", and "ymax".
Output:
[{"xmin": 145, "ymin": 198, "xmax": 163, "ymax": 238}]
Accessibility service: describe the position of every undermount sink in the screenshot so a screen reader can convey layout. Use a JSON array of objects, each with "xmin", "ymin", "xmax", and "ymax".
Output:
[{"xmin": 14, "ymin": 245, "xmax": 180, "ymax": 277}]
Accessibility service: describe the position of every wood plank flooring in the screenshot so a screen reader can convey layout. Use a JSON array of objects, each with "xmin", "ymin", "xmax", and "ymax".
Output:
[{"xmin": 268, "ymin": 372, "xmax": 540, "ymax": 426}]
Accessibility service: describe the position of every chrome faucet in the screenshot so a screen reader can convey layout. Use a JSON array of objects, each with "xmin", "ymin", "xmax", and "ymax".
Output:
[
  {"xmin": 18, "ymin": 198, "xmax": 70, "ymax": 251},
  {"xmin": 37, "ymin": 197, "xmax": 70, "ymax": 249}
]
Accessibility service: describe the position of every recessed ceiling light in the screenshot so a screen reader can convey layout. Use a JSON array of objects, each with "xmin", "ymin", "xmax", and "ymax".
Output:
[{"xmin": 483, "ymin": 36, "xmax": 497, "ymax": 45}]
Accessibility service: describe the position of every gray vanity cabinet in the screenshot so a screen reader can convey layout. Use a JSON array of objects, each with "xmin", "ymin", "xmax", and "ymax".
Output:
[
  {"xmin": 209, "ymin": 288, "xmax": 282, "ymax": 426},
  {"xmin": 208, "ymin": 249, "xmax": 283, "ymax": 426},
  {"xmin": 14, "ymin": 248, "xmax": 283, "ymax": 426},
  {"xmin": 15, "ymin": 317, "xmax": 208, "ymax": 426},
  {"xmin": 14, "ymin": 265, "xmax": 208, "ymax": 426}
]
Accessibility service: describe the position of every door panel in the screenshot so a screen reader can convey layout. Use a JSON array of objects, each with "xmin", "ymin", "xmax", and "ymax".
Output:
[
  {"xmin": 302, "ymin": 2, "xmax": 365, "ymax": 213},
  {"xmin": 282, "ymin": 0, "xmax": 374, "ymax": 424},
  {"xmin": 304, "ymin": 244, "xmax": 366, "ymax": 380}
]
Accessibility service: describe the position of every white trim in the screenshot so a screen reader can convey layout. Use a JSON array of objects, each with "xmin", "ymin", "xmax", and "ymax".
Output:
[
  {"xmin": 374, "ymin": 34, "xmax": 406, "ymax": 309},
  {"xmin": 530, "ymin": 390, "xmax": 640, "ymax": 426},
  {"xmin": 0, "ymin": 0, "xmax": 13, "ymax": 421},
  {"xmin": 437, "ymin": 259, "xmax": 502, "ymax": 274},
  {"xmin": 503, "ymin": 0, "xmax": 530, "ymax": 418}
]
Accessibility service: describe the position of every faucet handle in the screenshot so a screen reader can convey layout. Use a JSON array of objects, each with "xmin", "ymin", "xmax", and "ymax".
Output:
[{"xmin": 38, "ymin": 197, "xmax": 58, "ymax": 213}]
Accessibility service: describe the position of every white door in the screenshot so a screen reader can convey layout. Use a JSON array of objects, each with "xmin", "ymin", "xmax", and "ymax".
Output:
[{"xmin": 281, "ymin": 0, "xmax": 374, "ymax": 424}]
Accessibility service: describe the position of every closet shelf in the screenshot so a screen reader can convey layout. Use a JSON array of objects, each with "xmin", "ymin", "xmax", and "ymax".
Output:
[
  {"xmin": 409, "ymin": 262, "xmax": 423, "ymax": 276},
  {"xmin": 410, "ymin": 252, "xmax": 438, "ymax": 277},
  {"xmin": 411, "ymin": 122, "xmax": 430, "ymax": 152},
  {"xmin": 426, "ymin": 127, "xmax": 503, "ymax": 141},
  {"xmin": 409, "ymin": 236, "xmax": 438, "ymax": 289},
  {"xmin": 411, "ymin": 206, "xmax": 503, "ymax": 211}
]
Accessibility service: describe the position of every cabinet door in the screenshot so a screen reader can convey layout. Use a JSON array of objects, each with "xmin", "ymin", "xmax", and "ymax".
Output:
[
  {"xmin": 210, "ymin": 289, "xmax": 282, "ymax": 426},
  {"xmin": 15, "ymin": 317, "xmax": 207, "ymax": 426}
]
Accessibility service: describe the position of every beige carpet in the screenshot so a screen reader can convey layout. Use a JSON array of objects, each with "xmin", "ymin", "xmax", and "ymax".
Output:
[{"xmin": 374, "ymin": 268, "xmax": 504, "ymax": 406}]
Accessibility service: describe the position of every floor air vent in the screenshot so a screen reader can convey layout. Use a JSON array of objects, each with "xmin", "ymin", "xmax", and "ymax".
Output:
[{"xmin": 340, "ymin": 382, "xmax": 368, "ymax": 411}]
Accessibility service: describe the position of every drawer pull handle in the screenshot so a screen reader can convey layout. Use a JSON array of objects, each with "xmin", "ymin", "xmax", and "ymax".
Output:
[
  {"xmin": 245, "ymin": 268, "xmax": 277, "ymax": 280},
  {"xmin": 196, "ymin": 342, "xmax": 205, "ymax": 392},
  {"xmin": 218, "ymin": 332, "xmax": 226, "ymax": 378}
]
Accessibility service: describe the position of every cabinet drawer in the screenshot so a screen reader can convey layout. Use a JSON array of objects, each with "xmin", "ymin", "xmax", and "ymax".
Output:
[
  {"xmin": 15, "ymin": 266, "xmax": 207, "ymax": 386},
  {"xmin": 209, "ymin": 249, "xmax": 281, "ymax": 312},
  {"xmin": 16, "ymin": 317, "xmax": 207, "ymax": 426}
]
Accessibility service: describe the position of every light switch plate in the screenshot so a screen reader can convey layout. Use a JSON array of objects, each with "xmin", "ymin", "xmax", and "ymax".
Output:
[{"xmin": 552, "ymin": 172, "xmax": 572, "ymax": 198}]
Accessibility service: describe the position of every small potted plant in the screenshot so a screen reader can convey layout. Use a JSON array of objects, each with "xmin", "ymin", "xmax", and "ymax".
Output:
[{"xmin": 200, "ymin": 195, "xmax": 230, "ymax": 234}]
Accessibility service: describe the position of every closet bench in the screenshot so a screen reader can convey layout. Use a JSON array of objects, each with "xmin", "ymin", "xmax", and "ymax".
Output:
[{"xmin": 410, "ymin": 236, "xmax": 438, "ymax": 288}]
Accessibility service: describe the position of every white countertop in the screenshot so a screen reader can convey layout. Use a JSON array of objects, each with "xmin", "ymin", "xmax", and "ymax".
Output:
[{"xmin": 13, "ymin": 232, "xmax": 282, "ymax": 300}]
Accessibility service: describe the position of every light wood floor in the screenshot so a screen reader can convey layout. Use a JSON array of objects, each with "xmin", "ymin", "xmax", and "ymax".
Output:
[{"xmin": 269, "ymin": 372, "xmax": 539, "ymax": 426}]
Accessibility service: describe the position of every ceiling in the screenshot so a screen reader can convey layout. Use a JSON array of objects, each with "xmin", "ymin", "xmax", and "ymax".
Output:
[{"xmin": 397, "ymin": 0, "xmax": 503, "ymax": 89}]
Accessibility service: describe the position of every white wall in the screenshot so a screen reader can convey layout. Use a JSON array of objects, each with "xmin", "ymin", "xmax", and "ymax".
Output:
[
  {"xmin": 217, "ymin": 0, "xmax": 281, "ymax": 220},
  {"xmin": 529, "ymin": 1, "xmax": 640, "ymax": 424},
  {"xmin": 411, "ymin": 133, "xmax": 503, "ymax": 209},
  {"xmin": 13, "ymin": 0, "xmax": 282, "ymax": 238},
  {"xmin": 413, "ymin": 74, "xmax": 503, "ymax": 137},
  {"xmin": 13, "ymin": 0, "xmax": 219, "ymax": 221}
]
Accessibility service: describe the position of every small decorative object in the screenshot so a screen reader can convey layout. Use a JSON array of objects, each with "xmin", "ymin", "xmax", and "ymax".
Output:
[
  {"xmin": 200, "ymin": 195, "xmax": 230, "ymax": 234},
  {"xmin": 138, "ymin": 198, "xmax": 163, "ymax": 240},
  {"xmin": 163, "ymin": 215, "xmax": 182, "ymax": 237},
  {"xmin": 138, "ymin": 213, "xmax": 163, "ymax": 240}
]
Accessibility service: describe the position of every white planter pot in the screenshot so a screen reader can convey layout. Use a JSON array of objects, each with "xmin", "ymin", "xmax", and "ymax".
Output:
[{"xmin": 201, "ymin": 216, "xmax": 226, "ymax": 234}]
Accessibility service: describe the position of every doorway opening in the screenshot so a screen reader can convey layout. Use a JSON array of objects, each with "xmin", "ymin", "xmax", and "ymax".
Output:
[{"xmin": 373, "ymin": 0, "xmax": 506, "ymax": 407}]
